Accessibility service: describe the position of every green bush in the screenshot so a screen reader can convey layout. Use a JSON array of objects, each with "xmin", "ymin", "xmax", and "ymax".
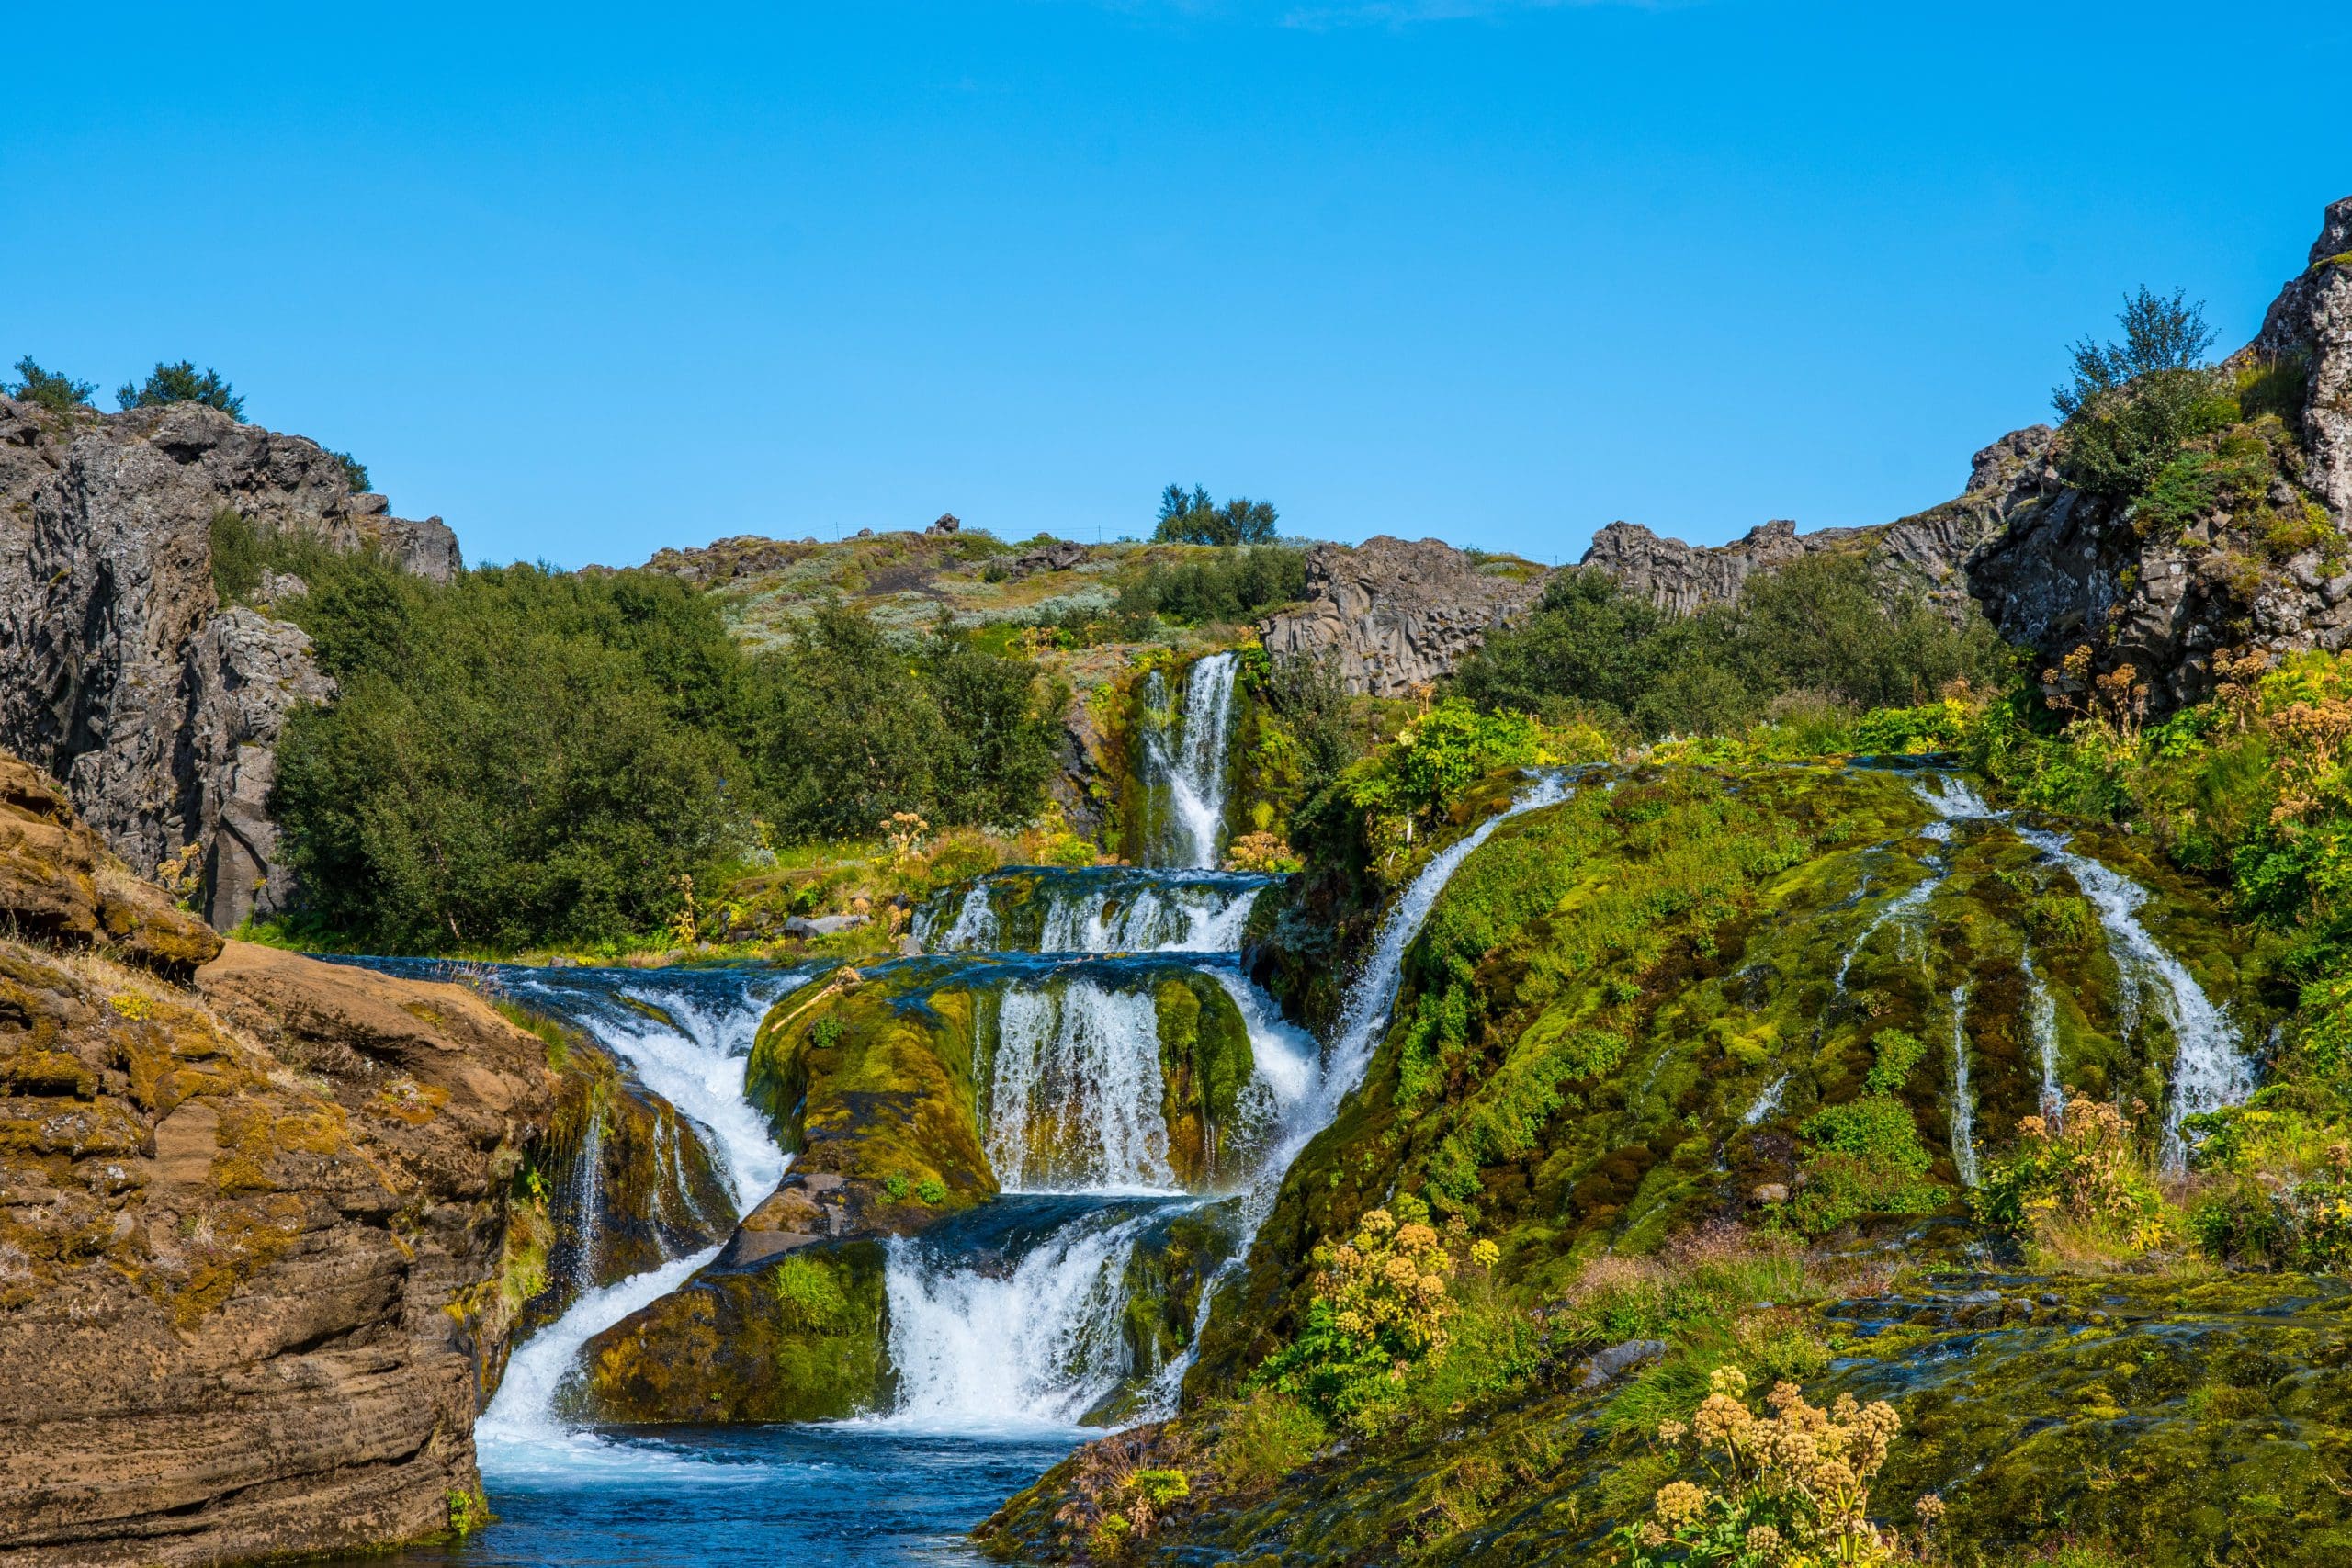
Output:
[
  {"xmin": 1152, "ymin": 482, "xmax": 1278, "ymax": 545},
  {"xmin": 209, "ymin": 509, "xmax": 271, "ymax": 605},
  {"xmin": 1114, "ymin": 546, "xmax": 1306, "ymax": 626},
  {"xmin": 1863, "ymin": 1027, "xmax": 1926, "ymax": 1093},
  {"xmin": 768, "ymin": 1256, "xmax": 850, "ymax": 1331},
  {"xmin": 329, "ymin": 449, "xmax": 370, "ymax": 492},
  {"xmin": 5, "ymin": 355, "xmax": 96, "ymax": 414},
  {"xmin": 1207, "ymin": 1389, "xmax": 1328, "ymax": 1495},
  {"xmin": 2051, "ymin": 288, "xmax": 2235, "ymax": 501},
  {"xmin": 117, "ymin": 360, "xmax": 243, "ymax": 418},
  {"xmin": 1451, "ymin": 555, "xmax": 2005, "ymax": 740},
  {"xmin": 1783, "ymin": 1095, "xmax": 1943, "ymax": 1235}
]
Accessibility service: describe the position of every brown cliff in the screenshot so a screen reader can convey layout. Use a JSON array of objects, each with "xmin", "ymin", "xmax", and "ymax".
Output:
[{"xmin": 0, "ymin": 756, "xmax": 553, "ymax": 1565}]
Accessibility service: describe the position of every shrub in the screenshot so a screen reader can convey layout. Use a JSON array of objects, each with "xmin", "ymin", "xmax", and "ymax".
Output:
[
  {"xmin": 1611, "ymin": 1365, "xmax": 1914, "ymax": 1568},
  {"xmin": 1783, "ymin": 1096, "xmax": 1943, "ymax": 1235},
  {"xmin": 116, "ymin": 360, "xmax": 244, "ymax": 418},
  {"xmin": 1256, "ymin": 1195, "xmax": 1466, "ymax": 1419},
  {"xmin": 1863, "ymin": 1027, "xmax": 1926, "ymax": 1093},
  {"xmin": 1114, "ymin": 545, "xmax": 1306, "ymax": 626},
  {"xmin": 5, "ymin": 355, "xmax": 96, "ymax": 413},
  {"xmin": 914, "ymin": 1176, "xmax": 948, "ymax": 1205},
  {"xmin": 1152, "ymin": 483, "xmax": 1278, "ymax": 546},
  {"xmin": 330, "ymin": 449, "xmax": 370, "ymax": 492},
  {"xmin": 208, "ymin": 509, "xmax": 271, "ymax": 605},
  {"xmin": 1341, "ymin": 699, "xmax": 1544, "ymax": 825},
  {"xmin": 2051, "ymin": 288, "xmax": 2235, "ymax": 501},
  {"xmin": 1206, "ymin": 1388, "xmax": 1328, "ymax": 1495},
  {"xmin": 1973, "ymin": 1097, "xmax": 2170, "ymax": 1258}
]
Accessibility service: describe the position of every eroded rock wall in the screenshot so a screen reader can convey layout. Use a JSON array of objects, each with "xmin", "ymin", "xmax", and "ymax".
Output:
[
  {"xmin": 0, "ymin": 397, "xmax": 456, "ymax": 930},
  {"xmin": 1257, "ymin": 536, "xmax": 1551, "ymax": 698},
  {"xmin": 0, "ymin": 755, "xmax": 554, "ymax": 1566}
]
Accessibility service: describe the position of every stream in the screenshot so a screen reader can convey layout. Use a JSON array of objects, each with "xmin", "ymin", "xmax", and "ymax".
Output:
[{"xmin": 329, "ymin": 757, "xmax": 2252, "ymax": 1566}]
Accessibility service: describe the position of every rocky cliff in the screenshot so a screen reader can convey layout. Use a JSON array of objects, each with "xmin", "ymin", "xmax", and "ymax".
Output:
[
  {"xmin": 0, "ymin": 398, "xmax": 457, "ymax": 931},
  {"xmin": 0, "ymin": 755, "xmax": 553, "ymax": 1565},
  {"xmin": 1964, "ymin": 196, "xmax": 2352, "ymax": 713},
  {"xmin": 1257, "ymin": 536, "xmax": 1551, "ymax": 697}
]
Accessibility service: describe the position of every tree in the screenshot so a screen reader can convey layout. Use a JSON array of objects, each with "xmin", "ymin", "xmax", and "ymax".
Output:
[
  {"xmin": 5, "ymin": 356, "xmax": 97, "ymax": 414},
  {"xmin": 2051, "ymin": 288, "xmax": 2233, "ymax": 500},
  {"xmin": 117, "ymin": 360, "xmax": 244, "ymax": 418},
  {"xmin": 1153, "ymin": 482, "xmax": 1280, "ymax": 546}
]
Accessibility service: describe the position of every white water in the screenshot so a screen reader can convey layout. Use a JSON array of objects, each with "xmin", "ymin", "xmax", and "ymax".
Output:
[
  {"xmin": 877, "ymin": 1210, "xmax": 1157, "ymax": 1433},
  {"xmin": 886, "ymin": 772, "xmax": 1577, "ymax": 1430},
  {"xmin": 477, "ymin": 1245, "xmax": 724, "ymax": 1469},
  {"xmin": 1145, "ymin": 653, "xmax": 1240, "ymax": 868},
  {"xmin": 2015, "ymin": 827, "xmax": 2254, "ymax": 1171},
  {"xmin": 2020, "ymin": 949, "xmax": 2064, "ymax": 1122},
  {"xmin": 938, "ymin": 883, "xmax": 997, "ymax": 951},
  {"xmin": 1742, "ymin": 1074, "xmax": 1789, "ymax": 1126},
  {"xmin": 1038, "ymin": 881, "xmax": 1261, "ymax": 953},
  {"xmin": 507, "ymin": 973, "xmax": 794, "ymax": 1212},
  {"xmin": 1947, "ymin": 984, "xmax": 1980, "ymax": 1187},
  {"xmin": 983, "ymin": 982, "xmax": 1179, "ymax": 1193}
]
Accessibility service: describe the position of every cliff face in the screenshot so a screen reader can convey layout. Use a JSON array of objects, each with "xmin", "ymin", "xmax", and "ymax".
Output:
[
  {"xmin": 1257, "ymin": 536, "xmax": 1551, "ymax": 697},
  {"xmin": 0, "ymin": 755, "xmax": 552, "ymax": 1565},
  {"xmin": 1964, "ymin": 197, "xmax": 2352, "ymax": 713},
  {"xmin": 0, "ymin": 398, "xmax": 457, "ymax": 931}
]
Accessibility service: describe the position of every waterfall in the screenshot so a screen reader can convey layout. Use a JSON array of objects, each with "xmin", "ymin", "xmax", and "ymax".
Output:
[
  {"xmin": 2021, "ymin": 950, "xmax": 2063, "ymax": 1123},
  {"xmin": 1144, "ymin": 652, "xmax": 1240, "ymax": 869},
  {"xmin": 2014, "ymin": 828, "xmax": 2253, "ymax": 1171},
  {"xmin": 1742, "ymin": 1074, "xmax": 1788, "ymax": 1126},
  {"xmin": 565, "ymin": 1107, "xmax": 605, "ymax": 1291},
  {"xmin": 923, "ymin": 871, "xmax": 1267, "ymax": 955},
  {"xmin": 1947, "ymin": 984, "xmax": 1980, "ymax": 1188},
  {"xmin": 419, "ymin": 964, "xmax": 807, "ymax": 1452},
  {"xmin": 879, "ymin": 1207, "xmax": 1158, "ymax": 1432},
  {"xmin": 933, "ymin": 883, "xmax": 998, "ymax": 952},
  {"xmin": 982, "ymin": 981, "xmax": 1178, "ymax": 1194}
]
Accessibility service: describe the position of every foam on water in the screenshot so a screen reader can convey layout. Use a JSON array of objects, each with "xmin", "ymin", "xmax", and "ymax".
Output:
[{"xmin": 983, "ymin": 981, "xmax": 1179, "ymax": 1193}]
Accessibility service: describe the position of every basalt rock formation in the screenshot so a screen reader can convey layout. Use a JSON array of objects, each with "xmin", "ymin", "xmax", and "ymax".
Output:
[
  {"xmin": 1257, "ymin": 536, "xmax": 1551, "ymax": 698},
  {"xmin": 1964, "ymin": 196, "xmax": 2352, "ymax": 714},
  {"xmin": 0, "ymin": 754, "xmax": 554, "ymax": 1565},
  {"xmin": 0, "ymin": 396, "xmax": 458, "ymax": 931}
]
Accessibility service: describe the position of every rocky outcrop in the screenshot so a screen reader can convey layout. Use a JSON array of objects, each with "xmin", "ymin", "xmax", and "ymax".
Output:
[
  {"xmin": 0, "ymin": 397, "xmax": 457, "ymax": 930},
  {"xmin": 0, "ymin": 756, "xmax": 555, "ymax": 1566},
  {"xmin": 1965, "ymin": 195, "xmax": 2352, "ymax": 714},
  {"xmin": 1257, "ymin": 536, "xmax": 1551, "ymax": 697},
  {"xmin": 1579, "ymin": 431, "xmax": 2052, "ymax": 625}
]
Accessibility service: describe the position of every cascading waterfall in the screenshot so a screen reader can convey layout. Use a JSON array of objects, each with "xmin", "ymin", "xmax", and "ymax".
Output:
[
  {"xmin": 915, "ymin": 871, "xmax": 1268, "ymax": 955},
  {"xmin": 565, "ymin": 1108, "xmax": 605, "ymax": 1290},
  {"xmin": 882, "ymin": 1206, "xmax": 1161, "ymax": 1432},
  {"xmin": 441, "ymin": 966, "xmax": 808, "ymax": 1452},
  {"xmin": 2020, "ymin": 950, "xmax": 2064, "ymax": 1122},
  {"xmin": 982, "ymin": 982, "xmax": 1179, "ymax": 1193},
  {"xmin": 2015, "ymin": 828, "xmax": 2253, "ymax": 1171},
  {"xmin": 1144, "ymin": 652, "xmax": 1240, "ymax": 869},
  {"xmin": 1134, "ymin": 772, "xmax": 1578, "ymax": 1412},
  {"xmin": 1947, "ymin": 984, "xmax": 1980, "ymax": 1187},
  {"xmin": 1742, "ymin": 1075, "xmax": 1789, "ymax": 1126},
  {"xmin": 882, "ymin": 771, "xmax": 1576, "ymax": 1430}
]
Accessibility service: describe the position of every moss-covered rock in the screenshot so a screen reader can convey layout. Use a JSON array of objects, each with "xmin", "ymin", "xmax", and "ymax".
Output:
[
  {"xmin": 576, "ymin": 1240, "xmax": 892, "ymax": 1422},
  {"xmin": 982, "ymin": 1272, "xmax": 2352, "ymax": 1566}
]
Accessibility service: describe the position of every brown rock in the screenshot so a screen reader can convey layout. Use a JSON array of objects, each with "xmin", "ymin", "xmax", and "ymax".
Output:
[{"xmin": 0, "ymin": 764, "xmax": 557, "ymax": 1564}]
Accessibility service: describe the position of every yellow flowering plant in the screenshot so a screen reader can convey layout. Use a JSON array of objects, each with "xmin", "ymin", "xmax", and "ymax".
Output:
[{"xmin": 1610, "ymin": 1366, "xmax": 1927, "ymax": 1567}]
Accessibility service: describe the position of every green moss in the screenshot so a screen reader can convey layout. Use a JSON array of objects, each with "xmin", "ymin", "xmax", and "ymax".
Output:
[{"xmin": 578, "ymin": 1241, "xmax": 892, "ymax": 1422}]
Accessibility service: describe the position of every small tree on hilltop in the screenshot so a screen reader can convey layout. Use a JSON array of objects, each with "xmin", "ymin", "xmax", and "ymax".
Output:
[
  {"xmin": 2052, "ymin": 287, "xmax": 2233, "ymax": 500},
  {"xmin": 117, "ymin": 360, "xmax": 244, "ymax": 419},
  {"xmin": 1154, "ymin": 481, "xmax": 1279, "ymax": 546},
  {"xmin": 6, "ymin": 356, "xmax": 98, "ymax": 414}
]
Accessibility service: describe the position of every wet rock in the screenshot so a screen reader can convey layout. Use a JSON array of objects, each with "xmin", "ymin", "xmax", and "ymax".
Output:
[{"xmin": 1577, "ymin": 1337, "xmax": 1667, "ymax": 1391}]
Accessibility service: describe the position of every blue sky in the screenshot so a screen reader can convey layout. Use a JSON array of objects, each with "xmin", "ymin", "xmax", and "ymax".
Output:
[{"xmin": 6, "ymin": 2, "xmax": 2346, "ymax": 569}]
